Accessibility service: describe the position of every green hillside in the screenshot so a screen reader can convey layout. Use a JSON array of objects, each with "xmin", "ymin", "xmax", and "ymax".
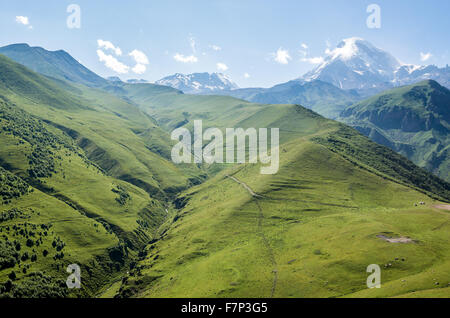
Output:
[
  {"xmin": 0, "ymin": 55, "xmax": 203, "ymax": 296},
  {"xmin": 339, "ymin": 80, "xmax": 450, "ymax": 181},
  {"xmin": 113, "ymin": 99, "xmax": 450, "ymax": 297}
]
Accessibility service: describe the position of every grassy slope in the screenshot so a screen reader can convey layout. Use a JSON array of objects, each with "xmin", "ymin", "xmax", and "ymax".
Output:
[
  {"xmin": 110, "ymin": 84, "xmax": 450, "ymax": 297},
  {"xmin": 0, "ymin": 55, "xmax": 201, "ymax": 296},
  {"xmin": 0, "ymin": 97, "xmax": 138, "ymax": 296},
  {"xmin": 121, "ymin": 131, "xmax": 450, "ymax": 298}
]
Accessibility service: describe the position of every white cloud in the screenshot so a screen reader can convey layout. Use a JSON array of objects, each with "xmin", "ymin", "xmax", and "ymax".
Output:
[
  {"xmin": 301, "ymin": 56, "xmax": 325, "ymax": 65},
  {"xmin": 273, "ymin": 48, "xmax": 291, "ymax": 64},
  {"xmin": 129, "ymin": 49, "xmax": 149, "ymax": 74},
  {"xmin": 97, "ymin": 49, "xmax": 129, "ymax": 74},
  {"xmin": 15, "ymin": 16, "xmax": 29, "ymax": 25},
  {"xmin": 301, "ymin": 43, "xmax": 308, "ymax": 49},
  {"xmin": 173, "ymin": 53, "xmax": 198, "ymax": 63},
  {"xmin": 325, "ymin": 37, "xmax": 360, "ymax": 60},
  {"xmin": 210, "ymin": 45, "xmax": 222, "ymax": 51},
  {"xmin": 420, "ymin": 52, "xmax": 432, "ymax": 62},
  {"xmin": 97, "ymin": 39, "xmax": 122, "ymax": 56},
  {"xmin": 244, "ymin": 73, "xmax": 250, "ymax": 78},
  {"xmin": 216, "ymin": 63, "xmax": 228, "ymax": 71},
  {"xmin": 129, "ymin": 49, "xmax": 149, "ymax": 65}
]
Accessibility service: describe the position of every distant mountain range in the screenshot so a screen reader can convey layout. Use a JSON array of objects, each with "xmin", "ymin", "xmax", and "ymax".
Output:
[
  {"xmin": 155, "ymin": 72, "xmax": 238, "ymax": 94},
  {"xmin": 208, "ymin": 38, "xmax": 450, "ymax": 118},
  {"xmin": 339, "ymin": 80, "xmax": 449, "ymax": 181}
]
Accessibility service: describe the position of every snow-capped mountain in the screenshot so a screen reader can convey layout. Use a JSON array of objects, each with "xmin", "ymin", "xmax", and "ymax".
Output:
[
  {"xmin": 301, "ymin": 37, "xmax": 450, "ymax": 95},
  {"xmin": 393, "ymin": 64, "xmax": 450, "ymax": 88},
  {"xmin": 302, "ymin": 37, "xmax": 401, "ymax": 91},
  {"xmin": 155, "ymin": 72, "xmax": 238, "ymax": 94}
]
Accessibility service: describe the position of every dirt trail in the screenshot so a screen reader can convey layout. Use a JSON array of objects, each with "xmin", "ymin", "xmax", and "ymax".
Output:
[
  {"xmin": 226, "ymin": 175, "xmax": 278, "ymax": 297},
  {"xmin": 433, "ymin": 204, "xmax": 450, "ymax": 211},
  {"xmin": 227, "ymin": 175, "xmax": 264, "ymax": 198}
]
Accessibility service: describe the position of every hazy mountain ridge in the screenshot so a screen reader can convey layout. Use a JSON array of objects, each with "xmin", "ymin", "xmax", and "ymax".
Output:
[
  {"xmin": 0, "ymin": 43, "xmax": 108, "ymax": 88},
  {"xmin": 214, "ymin": 79, "xmax": 361, "ymax": 119}
]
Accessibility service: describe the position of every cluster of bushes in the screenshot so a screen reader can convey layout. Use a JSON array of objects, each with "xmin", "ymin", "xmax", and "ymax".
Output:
[
  {"xmin": 0, "ymin": 221, "xmax": 61, "ymax": 272},
  {"xmin": 0, "ymin": 99, "xmax": 76, "ymax": 180},
  {"xmin": 0, "ymin": 167, "xmax": 30, "ymax": 204},
  {"xmin": 0, "ymin": 272, "xmax": 68, "ymax": 298},
  {"xmin": 0, "ymin": 208, "xmax": 31, "ymax": 222},
  {"xmin": 0, "ymin": 240, "xmax": 19, "ymax": 270},
  {"xmin": 112, "ymin": 185, "xmax": 131, "ymax": 205}
]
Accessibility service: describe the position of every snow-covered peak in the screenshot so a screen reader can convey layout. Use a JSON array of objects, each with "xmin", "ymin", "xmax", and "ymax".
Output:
[
  {"xmin": 155, "ymin": 72, "xmax": 238, "ymax": 94},
  {"xmin": 302, "ymin": 38, "xmax": 401, "ymax": 90},
  {"xmin": 326, "ymin": 37, "xmax": 365, "ymax": 61}
]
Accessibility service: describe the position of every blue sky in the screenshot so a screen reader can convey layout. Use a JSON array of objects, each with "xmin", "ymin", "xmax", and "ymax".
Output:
[{"xmin": 1, "ymin": 0, "xmax": 449, "ymax": 87}]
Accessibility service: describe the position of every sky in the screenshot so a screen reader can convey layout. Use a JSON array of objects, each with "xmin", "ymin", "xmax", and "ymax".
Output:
[{"xmin": 1, "ymin": 0, "xmax": 449, "ymax": 88}]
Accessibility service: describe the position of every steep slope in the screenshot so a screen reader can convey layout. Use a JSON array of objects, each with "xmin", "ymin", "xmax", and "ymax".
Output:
[
  {"xmin": 0, "ymin": 44, "xmax": 108, "ymax": 88},
  {"xmin": 0, "ymin": 96, "xmax": 166, "ymax": 297},
  {"xmin": 339, "ymin": 80, "xmax": 449, "ymax": 181},
  {"xmin": 155, "ymin": 72, "xmax": 238, "ymax": 94}
]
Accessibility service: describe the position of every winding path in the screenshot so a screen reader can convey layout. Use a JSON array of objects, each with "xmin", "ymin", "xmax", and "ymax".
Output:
[{"xmin": 226, "ymin": 175, "xmax": 278, "ymax": 297}]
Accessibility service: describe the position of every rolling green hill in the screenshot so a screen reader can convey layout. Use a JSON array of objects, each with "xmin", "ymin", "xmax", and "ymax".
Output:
[{"xmin": 339, "ymin": 80, "xmax": 450, "ymax": 181}]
